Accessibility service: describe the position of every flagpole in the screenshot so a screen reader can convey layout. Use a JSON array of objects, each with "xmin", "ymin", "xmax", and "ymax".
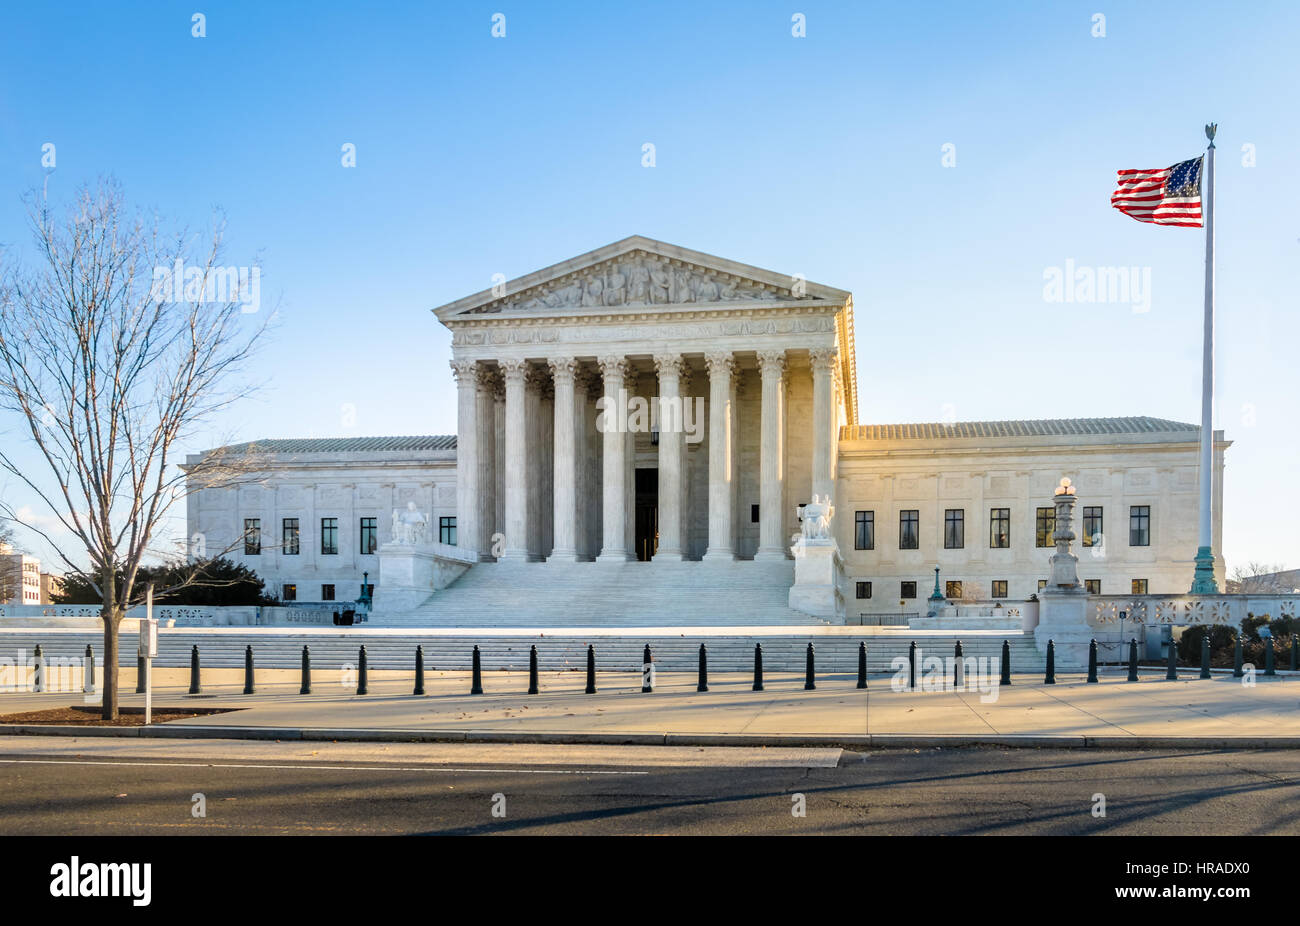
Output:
[{"xmin": 1190, "ymin": 123, "xmax": 1218, "ymax": 594}]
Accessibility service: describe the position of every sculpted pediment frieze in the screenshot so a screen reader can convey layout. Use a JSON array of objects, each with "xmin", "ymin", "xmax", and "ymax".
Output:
[{"xmin": 463, "ymin": 250, "xmax": 807, "ymax": 315}]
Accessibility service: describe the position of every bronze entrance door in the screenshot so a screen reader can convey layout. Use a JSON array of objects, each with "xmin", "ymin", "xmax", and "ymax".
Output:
[{"xmin": 634, "ymin": 468, "xmax": 658, "ymax": 561}]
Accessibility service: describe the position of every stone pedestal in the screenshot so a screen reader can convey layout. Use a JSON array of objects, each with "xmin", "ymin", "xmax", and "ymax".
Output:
[
  {"xmin": 1035, "ymin": 590, "xmax": 1092, "ymax": 668},
  {"xmin": 372, "ymin": 542, "xmax": 474, "ymax": 617},
  {"xmin": 788, "ymin": 539, "xmax": 844, "ymax": 621}
]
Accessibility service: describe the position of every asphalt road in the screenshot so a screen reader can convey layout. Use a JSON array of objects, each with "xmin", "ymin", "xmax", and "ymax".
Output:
[{"xmin": 1, "ymin": 740, "xmax": 1297, "ymax": 836}]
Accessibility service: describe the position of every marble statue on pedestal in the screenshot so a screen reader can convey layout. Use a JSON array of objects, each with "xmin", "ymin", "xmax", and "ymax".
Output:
[
  {"xmin": 800, "ymin": 494, "xmax": 834, "ymax": 542},
  {"xmin": 390, "ymin": 502, "xmax": 429, "ymax": 546}
]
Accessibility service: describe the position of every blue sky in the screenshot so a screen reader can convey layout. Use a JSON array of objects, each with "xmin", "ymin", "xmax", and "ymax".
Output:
[{"xmin": 0, "ymin": 0, "xmax": 1296, "ymax": 573}]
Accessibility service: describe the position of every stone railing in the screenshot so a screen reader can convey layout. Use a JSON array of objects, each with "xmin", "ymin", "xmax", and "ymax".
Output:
[
  {"xmin": 0, "ymin": 603, "xmax": 257, "ymax": 626},
  {"xmin": 1088, "ymin": 594, "xmax": 1298, "ymax": 628},
  {"xmin": 0, "ymin": 604, "xmax": 104, "ymax": 620}
]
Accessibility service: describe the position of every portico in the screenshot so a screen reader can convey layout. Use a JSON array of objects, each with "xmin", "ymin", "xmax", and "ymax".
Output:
[{"xmin": 436, "ymin": 236, "xmax": 858, "ymax": 566}]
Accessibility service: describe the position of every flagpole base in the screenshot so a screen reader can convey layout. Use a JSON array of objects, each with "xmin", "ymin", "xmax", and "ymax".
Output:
[{"xmin": 1190, "ymin": 546, "xmax": 1219, "ymax": 595}]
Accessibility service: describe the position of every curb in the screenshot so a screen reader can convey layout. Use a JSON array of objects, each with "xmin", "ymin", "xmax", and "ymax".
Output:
[{"xmin": 2, "ymin": 723, "xmax": 1300, "ymax": 749}]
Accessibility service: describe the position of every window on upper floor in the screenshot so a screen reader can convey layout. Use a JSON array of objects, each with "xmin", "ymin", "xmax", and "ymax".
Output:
[
  {"xmin": 1129, "ymin": 506, "xmax": 1150, "ymax": 546},
  {"xmin": 899, "ymin": 511, "xmax": 919, "ymax": 550},
  {"xmin": 1082, "ymin": 507, "xmax": 1103, "ymax": 547},
  {"xmin": 989, "ymin": 508, "xmax": 1010, "ymax": 548},
  {"xmin": 320, "ymin": 518, "xmax": 338, "ymax": 555},
  {"xmin": 283, "ymin": 518, "xmax": 300, "ymax": 556},
  {"xmin": 243, "ymin": 519, "xmax": 260, "ymax": 555},
  {"xmin": 360, "ymin": 517, "xmax": 377, "ymax": 554},
  {"xmin": 1035, "ymin": 508, "xmax": 1055, "ymax": 548},
  {"xmin": 944, "ymin": 509, "xmax": 964, "ymax": 549},
  {"xmin": 855, "ymin": 511, "xmax": 874, "ymax": 550},
  {"xmin": 992, "ymin": 580, "xmax": 1008, "ymax": 598}
]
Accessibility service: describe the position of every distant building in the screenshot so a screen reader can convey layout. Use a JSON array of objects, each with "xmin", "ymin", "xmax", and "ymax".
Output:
[
  {"xmin": 0, "ymin": 543, "xmax": 42, "ymax": 605},
  {"xmin": 39, "ymin": 572, "xmax": 65, "ymax": 604}
]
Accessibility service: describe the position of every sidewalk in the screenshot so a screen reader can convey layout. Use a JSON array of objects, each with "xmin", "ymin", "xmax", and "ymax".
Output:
[{"xmin": 1, "ymin": 667, "xmax": 1296, "ymax": 748}]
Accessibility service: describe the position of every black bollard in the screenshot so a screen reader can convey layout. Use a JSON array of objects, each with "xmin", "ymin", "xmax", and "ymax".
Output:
[
  {"xmin": 642, "ymin": 644, "xmax": 654, "ymax": 693},
  {"xmin": 697, "ymin": 644, "xmax": 709, "ymax": 692},
  {"xmin": 752, "ymin": 643, "xmax": 764, "ymax": 691},
  {"xmin": 300, "ymin": 646, "xmax": 312, "ymax": 694},
  {"xmin": 1087, "ymin": 639, "xmax": 1098, "ymax": 683},
  {"xmin": 188, "ymin": 645, "xmax": 202, "ymax": 695},
  {"xmin": 954, "ymin": 640, "xmax": 964, "ymax": 689},
  {"xmin": 84, "ymin": 644, "xmax": 95, "ymax": 694},
  {"xmin": 243, "ymin": 645, "xmax": 255, "ymax": 694},
  {"xmin": 357, "ymin": 645, "xmax": 368, "ymax": 695},
  {"xmin": 1232, "ymin": 634, "xmax": 1244, "ymax": 678},
  {"xmin": 1166, "ymin": 636, "xmax": 1178, "ymax": 680},
  {"xmin": 999, "ymin": 640, "xmax": 1011, "ymax": 686},
  {"xmin": 804, "ymin": 643, "xmax": 816, "ymax": 690},
  {"xmin": 1126, "ymin": 638, "xmax": 1138, "ymax": 682},
  {"xmin": 857, "ymin": 641, "xmax": 867, "ymax": 690},
  {"xmin": 528, "ymin": 645, "xmax": 539, "ymax": 695},
  {"xmin": 136, "ymin": 652, "xmax": 146, "ymax": 693},
  {"xmin": 471, "ymin": 645, "xmax": 484, "ymax": 695},
  {"xmin": 1264, "ymin": 638, "xmax": 1275, "ymax": 676},
  {"xmin": 1045, "ymin": 640, "xmax": 1056, "ymax": 684},
  {"xmin": 413, "ymin": 645, "xmax": 425, "ymax": 696},
  {"xmin": 1200, "ymin": 636, "xmax": 1211, "ymax": 679},
  {"xmin": 584, "ymin": 644, "xmax": 596, "ymax": 694},
  {"xmin": 908, "ymin": 641, "xmax": 917, "ymax": 691}
]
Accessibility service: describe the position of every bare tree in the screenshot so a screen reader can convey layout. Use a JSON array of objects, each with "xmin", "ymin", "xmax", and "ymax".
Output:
[{"xmin": 0, "ymin": 181, "xmax": 269, "ymax": 718}]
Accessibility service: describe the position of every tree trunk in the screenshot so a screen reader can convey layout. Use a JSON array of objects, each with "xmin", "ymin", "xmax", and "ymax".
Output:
[{"xmin": 100, "ymin": 567, "xmax": 119, "ymax": 721}]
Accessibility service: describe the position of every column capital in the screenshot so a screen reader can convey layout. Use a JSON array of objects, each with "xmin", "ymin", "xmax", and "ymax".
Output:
[
  {"xmin": 450, "ymin": 358, "xmax": 479, "ymax": 385},
  {"xmin": 524, "ymin": 364, "xmax": 550, "ymax": 393},
  {"xmin": 547, "ymin": 356, "xmax": 578, "ymax": 385},
  {"xmin": 652, "ymin": 353, "xmax": 685, "ymax": 379},
  {"xmin": 474, "ymin": 365, "xmax": 500, "ymax": 394},
  {"xmin": 598, "ymin": 355, "xmax": 630, "ymax": 382},
  {"xmin": 704, "ymin": 350, "xmax": 735, "ymax": 379},
  {"xmin": 809, "ymin": 347, "xmax": 838, "ymax": 374},
  {"xmin": 575, "ymin": 368, "xmax": 601, "ymax": 395},
  {"xmin": 757, "ymin": 349, "xmax": 787, "ymax": 376},
  {"xmin": 499, "ymin": 358, "xmax": 528, "ymax": 386}
]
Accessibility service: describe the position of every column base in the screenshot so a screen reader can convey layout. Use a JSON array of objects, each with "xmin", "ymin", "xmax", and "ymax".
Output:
[
  {"xmin": 547, "ymin": 550, "xmax": 578, "ymax": 563},
  {"xmin": 1189, "ymin": 546, "xmax": 1219, "ymax": 594},
  {"xmin": 651, "ymin": 550, "xmax": 685, "ymax": 562},
  {"xmin": 596, "ymin": 550, "xmax": 632, "ymax": 563},
  {"xmin": 702, "ymin": 548, "xmax": 735, "ymax": 562},
  {"xmin": 498, "ymin": 549, "xmax": 530, "ymax": 563},
  {"xmin": 753, "ymin": 548, "xmax": 788, "ymax": 561}
]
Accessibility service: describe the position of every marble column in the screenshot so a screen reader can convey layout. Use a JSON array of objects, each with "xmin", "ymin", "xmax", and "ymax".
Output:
[
  {"xmin": 703, "ymin": 350, "xmax": 735, "ymax": 561},
  {"xmin": 596, "ymin": 355, "xmax": 632, "ymax": 562},
  {"xmin": 809, "ymin": 347, "xmax": 837, "ymax": 501},
  {"xmin": 756, "ymin": 350, "xmax": 787, "ymax": 560},
  {"xmin": 548, "ymin": 357, "xmax": 579, "ymax": 562},
  {"xmin": 653, "ymin": 354, "xmax": 685, "ymax": 561},
  {"xmin": 499, "ymin": 358, "xmax": 530, "ymax": 562},
  {"xmin": 474, "ymin": 367, "xmax": 498, "ymax": 558},
  {"xmin": 450, "ymin": 359, "xmax": 481, "ymax": 557}
]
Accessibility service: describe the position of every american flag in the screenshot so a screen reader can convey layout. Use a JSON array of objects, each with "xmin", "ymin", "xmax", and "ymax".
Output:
[{"xmin": 1111, "ymin": 156, "xmax": 1204, "ymax": 227}]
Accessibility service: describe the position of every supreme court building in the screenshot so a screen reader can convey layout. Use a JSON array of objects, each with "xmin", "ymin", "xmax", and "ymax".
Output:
[{"xmin": 187, "ymin": 236, "xmax": 1227, "ymax": 624}]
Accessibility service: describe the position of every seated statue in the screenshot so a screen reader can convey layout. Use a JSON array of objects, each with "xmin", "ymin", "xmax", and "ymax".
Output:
[
  {"xmin": 800, "ymin": 494, "xmax": 834, "ymax": 541},
  {"xmin": 391, "ymin": 501, "xmax": 430, "ymax": 545}
]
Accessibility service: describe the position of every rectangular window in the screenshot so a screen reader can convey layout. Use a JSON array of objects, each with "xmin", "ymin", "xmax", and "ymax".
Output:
[
  {"xmin": 1035, "ymin": 508, "xmax": 1055, "ymax": 548},
  {"xmin": 282, "ymin": 518, "xmax": 300, "ymax": 556},
  {"xmin": 1082, "ymin": 507, "xmax": 1103, "ymax": 547},
  {"xmin": 1038, "ymin": 579, "xmax": 1048, "ymax": 592},
  {"xmin": 320, "ymin": 517, "xmax": 338, "ymax": 555},
  {"xmin": 943, "ymin": 509, "xmax": 964, "ymax": 549},
  {"xmin": 439, "ymin": 516, "xmax": 457, "ymax": 546},
  {"xmin": 1131, "ymin": 578, "xmax": 1149, "ymax": 594},
  {"xmin": 282, "ymin": 583, "xmax": 297, "ymax": 602},
  {"xmin": 901, "ymin": 581, "xmax": 917, "ymax": 599},
  {"xmin": 1129, "ymin": 505, "xmax": 1150, "ymax": 546},
  {"xmin": 243, "ymin": 518, "xmax": 260, "ymax": 555},
  {"xmin": 1085, "ymin": 579, "xmax": 1101, "ymax": 594},
  {"xmin": 321, "ymin": 584, "xmax": 335, "ymax": 601},
  {"xmin": 899, "ymin": 510, "xmax": 919, "ymax": 550},
  {"xmin": 751, "ymin": 504, "xmax": 760, "ymax": 523},
  {"xmin": 992, "ymin": 580, "xmax": 1008, "ymax": 598},
  {"xmin": 855, "ymin": 580, "xmax": 872, "ymax": 600},
  {"xmin": 989, "ymin": 508, "xmax": 1010, "ymax": 548},
  {"xmin": 360, "ymin": 517, "xmax": 377, "ymax": 554},
  {"xmin": 946, "ymin": 580, "xmax": 962, "ymax": 599},
  {"xmin": 854, "ymin": 510, "xmax": 875, "ymax": 550}
]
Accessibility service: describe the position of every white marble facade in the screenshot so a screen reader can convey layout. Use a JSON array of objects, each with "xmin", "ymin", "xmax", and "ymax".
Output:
[{"xmin": 186, "ymin": 237, "xmax": 1227, "ymax": 618}]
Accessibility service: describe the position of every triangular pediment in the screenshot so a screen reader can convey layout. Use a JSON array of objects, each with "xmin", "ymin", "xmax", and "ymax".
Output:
[{"xmin": 433, "ymin": 236, "xmax": 849, "ymax": 320}]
